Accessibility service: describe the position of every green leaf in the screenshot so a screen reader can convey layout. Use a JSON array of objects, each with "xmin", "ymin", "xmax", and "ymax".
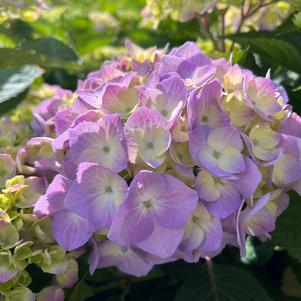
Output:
[
  {"xmin": 20, "ymin": 37, "xmax": 79, "ymax": 62},
  {"xmin": 68, "ymin": 277, "xmax": 94, "ymax": 301},
  {"xmin": 228, "ymin": 31, "xmax": 301, "ymax": 74},
  {"xmin": 0, "ymin": 48, "xmax": 43, "ymax": 69},
  {"xmin": 175, "ymin": 264, "xmax": 272, "ymax": 301},
  {"xmin": 0, "ymin": 19, "xmax": 34, "ymax": 41},
  {"xmin": 0, "ymin": 38, "xmax": 80, "ymax": 70},
  {"xmin": 273, "ymin": 192, "xmax": 301, "ymax": 261},
  {"xmin": 0, "ymin": 65, "xmax": 40, "ymax": 103}
]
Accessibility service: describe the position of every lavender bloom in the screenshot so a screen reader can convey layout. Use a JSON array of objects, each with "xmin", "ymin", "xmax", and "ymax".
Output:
[
  {"xmin": 101, "ymin": 77, "xmax": 139, "ymax": 118},
  {"xmin": 34, "ymin": 174, "xmax": 72, "ymax": 217},
  {"xmin": 195, "ymin": 158, "xmax": 262, "ymax": 218},
  {"xmin": 6, "ymin": 40, "xmax": 300, "ymax": 282},
  {"xmin": 64, "ymin": 162, "xmax": 128, "ymax": 229},
  {"xmin": 237, "ymin": 193, "xmax": 275, "ymax": 256},
  {"xmin": 69, "ymin": 114, "xmax": 128, "ymax": 172},
  {"xmin": 272, "ymin": 135, "xmax": 301, "ymax": 186},
  {"xmin": 179, "ymin": 203, "xmax": 223, "ymax": 254},
  {"xmin": 189, "ymin": 125, "xmax": 245, "ymax": 177},
  {"xmin": 125, "ymin": 107, "xmax": 171, "ymax": 168},
  {"xmin": 34, "ymin": 173, "xmax": 96, "ymax": 251},
  {"xmin": 109, "ymin": 170, "xmax": 198, "ymax": 258},
  {"xmin": 97, "ymin": 240, "xmax": 154, "ymax": 277},
  {"xmin": 159, "ymin": 42, "xmax": 213, "ymax": 83},
  {"xmin": 243, "ymin": 75, "xmax": 282, "ymax": 120},
  {"xmin": 187, "ymin": 80, "xmax": 229, "ymax": 129},
  {"xmin": 141, "ymin": 75, "xmax": 188, "ymax": 127},
  {"xmin": 52, "ymin": 209, "xmax": 96, "ymax": 251}
]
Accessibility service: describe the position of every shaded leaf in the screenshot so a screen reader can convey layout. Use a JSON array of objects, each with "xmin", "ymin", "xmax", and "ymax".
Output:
[
  {"xmin": 273, "ymin": 192, "xmax": 301, "ymax": 261},
  {"xmin": 0, "ymin": 37, "xmax": 80, "ymax": 70},
  {"xmin": 69, "ymin": 278, "xmax": 94, "ymax": 301},
  {"xmin": 175, "ymin": 264, "xmax": 272, "ymax": 301},
  {"xmin": 228, "ymin": 31, "xmax": 301, "ymax": 74},
  {"xmin": 20, "ymin": 37, "xmax": 79, "ymax": 62}
]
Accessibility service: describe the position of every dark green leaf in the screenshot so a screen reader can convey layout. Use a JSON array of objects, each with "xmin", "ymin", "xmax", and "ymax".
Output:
[
  {"xmin": 21, "ymin": 37, "xmax": 79, "ymax": 62},
  {"xmin": 163, "ymin": 260, "xmax": 204, "ymax": 281},
  {"xmin": 69, "ymin": 278, "xmax": 94, "ymax": 301},
  {"xmin": 0, "ymin": 37, "xmax": 80, "ymax": 70},
  {"xmin": 175, "ymin": 264, "xmax": 272, "ymax": 301},
  {"xmin": 0, "ymin": 89, "xmax": 29, "ymax": 116},
  {"xmin": 0, "ymin": 65, "xmax": 40, "ymax": 103},
  {"xmin": 228, "ymin": 31, "xmax": 301, "ymax": 74},
  {"xmin": 273, "ymin": 192, "xmax": 301, "ymax": 261},
  {"xmin": 6, "ymin": 19, "xmax": 34, "ymax": 40}
]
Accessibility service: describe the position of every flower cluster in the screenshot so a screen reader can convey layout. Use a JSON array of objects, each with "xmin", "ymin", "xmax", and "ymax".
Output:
[
  {"xmin": 1, "ymin": 40, "xmax": 301, "ymax": 298},
  {"xmin": 141, "ymin": 0, "xmax": 295, "ymax": 31},
  {"xmin": 0, "ymin": 86, "xmax": 79, "ymax": 300}
]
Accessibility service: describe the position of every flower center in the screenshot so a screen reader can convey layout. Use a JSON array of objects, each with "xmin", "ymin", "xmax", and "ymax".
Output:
[
  {"xmin": 201, "ymin": 115, "xmax": 208, "ymax": 122},
  {"xmin": 212, "ymin": 150, "xmax": 221, "ymax": 159},
  {"xmin": 161, "ymin": 110, "xmax": 168, "ymax": 117},
  {"xmin": 121, "ymin": 246, "xmax": 128, "ymax": 253},
  {"xmin": 102, "ymin": 146, "xmax": 110, "ymax": 153},
  {"xmin": 105, "ymin": 185, "xmax": 113, "ymax": 193},
  {"xmin": 146, "ymin": 142, "xmax": 154, "ymax": 149},
  {"xmin": 143, "ymin": 200, "xmax": 153, "ymax": 209}
]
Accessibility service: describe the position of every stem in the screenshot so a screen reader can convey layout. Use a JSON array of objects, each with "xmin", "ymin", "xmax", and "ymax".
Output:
[
  {"xmin": 229, "ymin": 0, "xmax": 246, "ymax": 53},
  {"xmin": 197, "ymin": 14, "xmax": 220, "ymax": 51},
  {"xmin": 230, "ymin": 0, "xmax": 275, "ymax": 52},
  {"xmin": 219, "ymin": 8, "xmax": 228, "ymax": 53},
  {"xmin": 205, "ymin": 257, "xmax": 220, "ymax": 301},
  {"xmin": 247, "ymin": 0, "xmax": 274, "ymax": 17}
]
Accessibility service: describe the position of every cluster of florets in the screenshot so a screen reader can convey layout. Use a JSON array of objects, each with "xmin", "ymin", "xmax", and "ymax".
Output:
[
  {"xmin": 1, "ymin": 40, "xmax": 301, "ymax": 297},
  {"xmin": 0, "ymin": 86, "xmax": 79, "ymax": 300}
]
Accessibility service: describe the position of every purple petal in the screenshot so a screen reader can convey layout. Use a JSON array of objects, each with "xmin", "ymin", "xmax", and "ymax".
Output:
[
  {"xmin": 204, "ymin": 184, "xmax": 243, "ymax": 218},
  {"xmin": 34, "ymin": 175, "xmax": 72, "ymax": 217},
  {"xmin": 136, "ymin": 223, "xmax": 184, "ymax": 258},
  {"xmin": 69, "ymin": 114, "xmax": 128, "ymax": 173},
  {"xmin": 187, "ymin": 80, "xmax": 229, "ymax": 129},
  {"xmin": 98, "ymin": 240, "xmax": 153, "ymax": 277},
  {"xmin": 233, "ymin": 158, "xmax": 262, "ymax": 199},
  {"xmin": 52, "ymin": 210, "xmax": 96, "ymax": 251},
  {"xmin": 64, "ymin": 163, "xmax": 128, "ymax": 229}
]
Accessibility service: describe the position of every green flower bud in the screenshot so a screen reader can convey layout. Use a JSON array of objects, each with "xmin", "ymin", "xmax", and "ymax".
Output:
[
  {"xmin": 37, "ymin": 285, "xmax": 64, "ymax": 301},
  {"xmin": 12, "ymin": 242, "xmax": 33, "ymax": 270},
  {"xmin": 13, "ymin": 218, "xmax": 24, "ymax": 231},
  {"xmin": 0, "ymin": 279, "xmax": 15, "ymax": 295},
  {"xmin": 4, "ymin": 176, "xmax": 25, "ymax": 191},
  {"xmin": 34, "ymin": 217, "xmax": 54, "ymax": 244},
  {"xmin": 41, "ymin": 246, "xmax": 68, "ymax": 275},
  {"xmin": 15, "ymin": 177, "xmax": 45, "ymax": 209},
  {"xmin": 0, "ymin": 221, "xmax": 19, "ymax": 249},
  {"xmin": 20, "ymin": 213, "xmax": 39, "ymax": 225},
  {"xmin": 4, "ymin": 286, "xmax": 35, "ymax": 301},
  {"xmin": 29, "ymin": 249, "xmax": 44, "ymax": 265},
  {"xmin": 17, "ymin": 270, "xmax": 32, "ymax": 287},
  {"xmin": 56, "ymin": 259, "xmax": 78, "ymax": 288},
  {"xmin": 0, "ymin": 194, "xmax": 15, "ymax": 210}
]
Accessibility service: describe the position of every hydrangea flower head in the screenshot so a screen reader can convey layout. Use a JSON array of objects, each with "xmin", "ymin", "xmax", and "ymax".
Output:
[{"xmin": 2, "ymin": 40, "xmax": 301, "ymax": 290}]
